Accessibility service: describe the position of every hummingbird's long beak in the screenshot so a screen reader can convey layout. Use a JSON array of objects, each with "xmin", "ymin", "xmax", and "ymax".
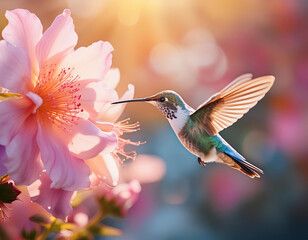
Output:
[{"xmin": 111, "ymin": 98, "xmax": 150, "ymax": 104}]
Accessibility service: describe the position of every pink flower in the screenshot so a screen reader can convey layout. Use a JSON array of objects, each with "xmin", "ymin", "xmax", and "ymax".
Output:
[
  {"xmin": 0, "ymin": 9, "xmax": 118, "ymax": 215},
  {"xmin": 97, "ymin": 180, "xmax": 141, "ymax": 216},
  {"xmin": 28, "ymin": 172, "xmax": 75, "ymax": 219},
  {"xmin": 205, "ymin": 169, "xmax": 261, "ymax": 213},
  {"xmin": 121, "ymin": 154, "xmax": 166, "ymax": 184},
  {"xmin": 70, "ymin": 180, "xmax": 141, "ymax": 221},
  {"xmin": 85, "ymin": 69, "xmax": 143, "ymax": 187}
]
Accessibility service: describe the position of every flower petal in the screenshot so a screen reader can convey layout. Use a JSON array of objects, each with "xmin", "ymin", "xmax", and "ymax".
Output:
[
  {"xmin": 67, "ymin": 118, "xmax": 117, "ymax": 159},
  {"xmin": 5, "ymin": 186, "xmax": 49, "ymax": 237},
  {"xmin": 86, "ymin": 153, "xmax": 119, "ymax": 187},
  {"xmin": 59, "ymin": 41, "xmax": 113, "ymax": 81},
  {"xmin": 0, "ymin": 145, "xmax": 7, "ymax": 177},
  {"xmin": 80, "ymin": 80, "xmax": 118, "ymax": 118},
  {"xmin": 26, "ymin": 92, "xmax": 43, "ymax": 113},
  {"xmin": 36, "ymin": 123, "xmax": 90, "ymax": 191},
  {"xmin": 29, "ymin": 172, "xmax": 74, "ymax": 219},
  {"xmin": 103, "ymin": 68, "xmax": 120, "ymax": 90},
  {"xmin": 5, "ymin": 114, "xmax": 43, "ymax": 185},
  {"xmin": 98, "ymin": 84, "xmax": 135, "ymax": 122},
  {"xmin": 2, "ymin": 9, "xmax": 43, "ymax": 77},
  {"xmin": 0, "ymin": 97, "xmax": 33, "ymax": 145},
  {"xmin": 0, "ymin": 40, "xmax": 32, "ymax": 93},
  {"xmin": 36, "ymin": 9, "xmax": 77, "ymax": 66}
]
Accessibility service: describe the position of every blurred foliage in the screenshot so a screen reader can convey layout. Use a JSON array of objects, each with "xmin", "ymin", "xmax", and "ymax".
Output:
[{"xmin": 27, "ymin": 194, "xmax": 124, "ymax": 239}]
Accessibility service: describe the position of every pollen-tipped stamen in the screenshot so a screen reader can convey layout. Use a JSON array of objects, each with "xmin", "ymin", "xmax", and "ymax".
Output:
[
  {"xmin": 112, "ymin": 118, "xmax": 146, "ymax": 163},
  {"xmin": 34, "ymin": 65, "xmax": 83, "ymax": 130},
  {"xmin": 114, "ymin": 118, "xmax": 140, "ymax": 135}
]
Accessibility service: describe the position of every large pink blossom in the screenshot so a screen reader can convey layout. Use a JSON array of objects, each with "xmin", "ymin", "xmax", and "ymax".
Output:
[
  {"xmin": 25, "ymin": 69, "xmax": 137, "ymax": 219},
  {"xmin": 0, "ymin": 8, "xmax": 118, "ymax": 209}
]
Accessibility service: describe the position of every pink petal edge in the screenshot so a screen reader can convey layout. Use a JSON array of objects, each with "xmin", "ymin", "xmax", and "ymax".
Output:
[
  {"xmin": 2, "ymin": 9, "xmax": 43, "ymax": 77},
  {"xmin": 0, "ymin": 97, "xmax": 34, "ymax": 146},
  {"xmin": 67, "ymin": 118, "xmax": 118, "ymax": 159},
  {"xmin": 86, "ymin": 153, "xmax": 119, "ymax": 187},
  {"xmin": 0, "ymin": 40, "xmax": 33, "ymax": 94},
  {"xmin": 80, "ymin": 80, "xmax": 119, "ymax": 118},
  {"xmin": 36, "ymin": 9, "xmax": 77, "ymax": 66},
  {"xmin": 5, "ymin": 114, "xmax": 43, "ymax": 185},
  {"xmin": 103, "ymin": 68, "xmax": 120, "ymax": 90},
  {"xmin": 98, "ymin": 84, "xmax": 135, "ymax": 122},
  {"xmin": 58, "ymin": 40, "xmax": 114, "ymax": 81},
  {"xmin": 36, "ymin": 123, "xmax": 91, "ymax": 191},
  {"xmin": 29, "ymin": 172, "xmax": 74, "ymax": 219}
]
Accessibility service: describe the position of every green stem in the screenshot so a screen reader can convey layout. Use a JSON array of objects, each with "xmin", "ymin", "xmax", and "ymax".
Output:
[
  {"xmin": 70, "ymin": 210, "xmax": 106, "ymax": 239},
  {"xmin": 87, "ymin": 211, "xmax": 105, "ymax": 229}
]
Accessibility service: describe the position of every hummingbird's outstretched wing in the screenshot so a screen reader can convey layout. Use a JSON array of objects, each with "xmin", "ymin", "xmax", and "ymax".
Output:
[{"xmin": 190, "ymin": 74, "xmax": 275, "ymax": 136}]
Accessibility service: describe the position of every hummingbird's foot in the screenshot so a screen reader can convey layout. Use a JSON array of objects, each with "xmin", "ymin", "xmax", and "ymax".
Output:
[{"xmin": 198, "ymin": 157, "xmax": 206, "ymax": 167}]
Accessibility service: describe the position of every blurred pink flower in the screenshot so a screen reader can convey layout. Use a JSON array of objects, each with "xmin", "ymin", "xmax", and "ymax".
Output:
[
  {"xmin": 270, "ymin": 108, "xmax": 307, "ymax": 157},
  {"xmin": 62, "ymin": 180, "xmax": 141, "ymax": 238},
  {"xmin": 91, "ymin": 179, "xmax": 141, "ymax": 217},
  {"xmin": 121, "ymin": 154, "xmax": 166, "ymax": 184},
  {"xmin": 0, "ymin": 9, "xmax": 118, "ymax": 217},
  {"xmin": 205, "ymin": 169, "xmax": 261, "ymax": 213}
]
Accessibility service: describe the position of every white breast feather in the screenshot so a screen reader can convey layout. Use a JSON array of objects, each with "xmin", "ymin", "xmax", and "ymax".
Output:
[{"xmin": 168, "ymin": 106, "xmax": 190, "ymax": 134}]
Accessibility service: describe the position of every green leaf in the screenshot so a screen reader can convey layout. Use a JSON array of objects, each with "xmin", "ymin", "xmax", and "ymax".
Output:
[
  {"xmin": 0, "ymin": 182, "xmax": 21, "ymax": 204},
  {"xmin": 22, "ymin": 229, "xmax": 37, "ymax": 240},
  {"xmin": 98, "ymin": 197, "xmax": 123, "ymax": 218},
  {"xmin": 29, "ymin": 214, "xmax": 52, "ymax": 226},
  {"xmin": 0, "ymin": 92, "xmax": 22, "ymax": 101},
  {"xmin": 88, "ymin": 224, "xmax": 122, "ymax": 236},
  {"xmin": 48, "ymin": 218, "xmax": 75, "ymax": 233}
]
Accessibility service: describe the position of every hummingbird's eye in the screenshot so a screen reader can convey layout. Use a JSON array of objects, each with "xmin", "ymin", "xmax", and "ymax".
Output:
[{"xmin": 159, "ymin": 97, "xmax": 165, "ymax": 102}]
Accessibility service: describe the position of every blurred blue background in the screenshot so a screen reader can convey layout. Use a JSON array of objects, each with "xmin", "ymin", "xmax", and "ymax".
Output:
[{"xmin": 1, "ymin": 0, "xmax": 307, "ymax": 239}]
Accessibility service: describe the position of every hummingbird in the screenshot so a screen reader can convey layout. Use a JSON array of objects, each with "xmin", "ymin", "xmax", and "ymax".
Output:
[{"xmin": 112, "ymin": 74, "xmax": 275, "ymax": 178}]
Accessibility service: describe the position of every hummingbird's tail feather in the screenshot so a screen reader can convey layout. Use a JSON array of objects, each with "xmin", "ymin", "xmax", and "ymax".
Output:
[{"xmin": 217, "ymin": 152, "xmax": 263, "ymax": 178}]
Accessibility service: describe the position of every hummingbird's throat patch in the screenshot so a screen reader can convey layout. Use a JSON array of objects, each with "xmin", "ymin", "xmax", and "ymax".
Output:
[{"xmin": 158, "ymin": 104, "xmax": 177, "ymax": 120}]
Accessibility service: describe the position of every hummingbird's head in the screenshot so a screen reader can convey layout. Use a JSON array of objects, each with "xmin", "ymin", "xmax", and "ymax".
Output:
[{"xmin": 112, "ymin": 90, "xmax": 189, "ymax": 120}]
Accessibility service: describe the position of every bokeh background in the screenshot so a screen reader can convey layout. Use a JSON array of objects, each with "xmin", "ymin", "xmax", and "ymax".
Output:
[{"xmin": 1, "ymin": 0, "xmax": 307, "ymax": 239}]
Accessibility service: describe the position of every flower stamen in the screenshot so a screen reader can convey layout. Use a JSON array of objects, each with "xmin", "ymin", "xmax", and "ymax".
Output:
[
  {"xmin": 34, "ymin": 65, "xmax": 83, "ymax": 130},
  {"xmin": 112, "ymin": 118, "xmax": 145, "ymax": 163}
]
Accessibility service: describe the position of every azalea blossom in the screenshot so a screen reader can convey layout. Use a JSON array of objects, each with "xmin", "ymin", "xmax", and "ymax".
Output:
[{"xmin": 0, "ymin": 9, "xmax": 119, "ymax": 216}]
